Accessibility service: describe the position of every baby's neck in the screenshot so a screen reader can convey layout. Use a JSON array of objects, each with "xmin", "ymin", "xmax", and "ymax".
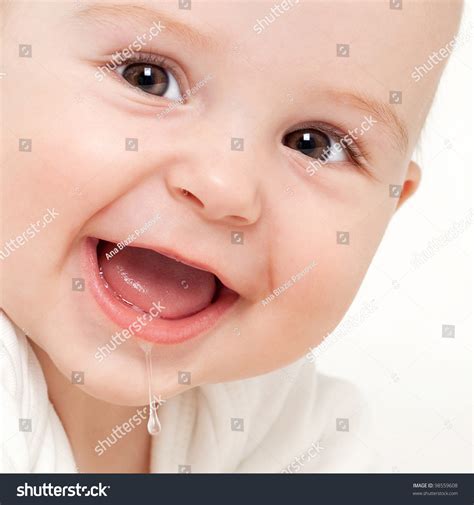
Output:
[{"xmin": 31, "ymin": 341, "xmax": 151, "ymax": 473}]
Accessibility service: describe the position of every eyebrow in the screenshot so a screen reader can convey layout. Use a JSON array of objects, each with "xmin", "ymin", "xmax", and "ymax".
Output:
[
  {"xmin": 73, "ymin": 4, "xmax": 409, "ymax": 152},
  {"xmin": 324, "ymin": 89, "xmax": 409, "ymax": 153},
  {"xmin": 73, "ymin": 3, "xmax": 218, "ymax": 51}
]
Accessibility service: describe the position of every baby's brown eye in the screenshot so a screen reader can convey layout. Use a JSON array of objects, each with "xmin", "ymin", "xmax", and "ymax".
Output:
[
  {"xmin": 283, "ymin": 129, "xmax": 331, "ymax": 160},
  {"xmin": 121, "ymin": 63, "xmax": 169, "ymax": 96}
]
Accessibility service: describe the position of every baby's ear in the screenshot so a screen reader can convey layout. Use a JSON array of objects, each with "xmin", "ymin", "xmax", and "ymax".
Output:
[{"xmin": 395, "ymin": 161, "xmax": 421, "ymax": 210}]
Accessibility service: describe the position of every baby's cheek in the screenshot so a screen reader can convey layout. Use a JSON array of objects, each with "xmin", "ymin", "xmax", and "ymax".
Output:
[
  {"xmin": 287, "ymin": 263, "xmax": 348, "ymax": 329},
  {"xmin": 279, "ymin": 238, "xmax": 375, "ymax": 343}
]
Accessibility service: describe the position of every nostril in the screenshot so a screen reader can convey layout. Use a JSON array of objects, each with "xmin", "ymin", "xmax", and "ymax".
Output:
[
  {"xmin": 178, "ymin": 187, "xmax": 204, "ymax": 208},
  {"xmin": 228, "ymin": 215, "xmax": 248, "ymax": 224}
]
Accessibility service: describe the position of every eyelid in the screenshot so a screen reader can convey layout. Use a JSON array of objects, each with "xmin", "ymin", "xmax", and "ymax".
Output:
[
  {"xmin": 113, "ymin": 51, "xmax": 188, "ymax": 102},
  {"xmin": 285, "ymin": 121, "xmax": 371, "ymax": 173}
]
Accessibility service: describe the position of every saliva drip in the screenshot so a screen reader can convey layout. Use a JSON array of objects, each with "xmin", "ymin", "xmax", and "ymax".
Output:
[{"xmin": 139, "ymin": 341, "xmax": 162, "ymax": 436}]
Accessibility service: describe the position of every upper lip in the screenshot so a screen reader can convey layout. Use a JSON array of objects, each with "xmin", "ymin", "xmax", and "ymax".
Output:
[{"xmin": 96, "ymin": 238, "xmax": 241, "ymax": 297}]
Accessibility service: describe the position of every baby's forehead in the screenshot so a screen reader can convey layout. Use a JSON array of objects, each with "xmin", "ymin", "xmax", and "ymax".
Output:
[
  {"xmin": 7, "ymin": 0, "xmax": 462, "ymax": 142},
  {"xmin": 241, "ymin": 0, "xmax": 461, "ymax": 131}
]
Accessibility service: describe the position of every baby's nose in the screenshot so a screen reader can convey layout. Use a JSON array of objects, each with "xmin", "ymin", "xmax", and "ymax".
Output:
[{"xmin": 165, "ymin": 140, "xmax": 262, "ymax": 226}]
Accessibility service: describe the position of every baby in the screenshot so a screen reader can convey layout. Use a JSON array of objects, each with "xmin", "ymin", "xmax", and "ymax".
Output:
[{"xmin": 0, "ymin": 0, "xmax": 462, "ymax": 473}]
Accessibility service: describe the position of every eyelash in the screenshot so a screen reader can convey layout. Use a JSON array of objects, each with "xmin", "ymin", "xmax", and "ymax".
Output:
[
  {"xmin": 109, "ymin": 52, "xmax": 370, "ymax": 172},
  {"xmin": 289, "ymin": 121, "xmax": 370, "ymax": 171},
  {"xmin": 114, "ymin": 51, "xmax": 186, "ymax": 99}
]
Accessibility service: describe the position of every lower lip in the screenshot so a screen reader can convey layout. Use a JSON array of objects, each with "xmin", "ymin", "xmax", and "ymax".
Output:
[{"xmin": 81, "ymin": 237, "xmax": 239, "ymax": 345}]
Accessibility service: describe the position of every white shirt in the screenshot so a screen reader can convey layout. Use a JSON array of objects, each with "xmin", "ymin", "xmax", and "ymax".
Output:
[{"xmin": 0, "ymin": 311, "xmax": 376, "ymax": 473}]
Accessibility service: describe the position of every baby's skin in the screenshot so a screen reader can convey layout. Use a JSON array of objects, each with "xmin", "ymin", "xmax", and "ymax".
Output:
[{"xmin": 0, "ymin": 0, "xmax": 462, "ymax": 472}]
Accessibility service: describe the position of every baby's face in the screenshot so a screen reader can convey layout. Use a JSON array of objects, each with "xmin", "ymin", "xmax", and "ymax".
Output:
[{"xmin": 1, "ymin": 1, "xmax": 459, "ymax": 404}]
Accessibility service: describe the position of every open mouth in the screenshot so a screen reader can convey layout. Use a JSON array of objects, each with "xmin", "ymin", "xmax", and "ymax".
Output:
[{"xmin": 82, "ymin": 237, "xmax": 239, "ymax": 344}]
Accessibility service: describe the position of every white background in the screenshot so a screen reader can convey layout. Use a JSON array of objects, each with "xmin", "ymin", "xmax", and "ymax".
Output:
[{"xmin": 316, "ymin": 6, "xmax": 473, "ymax": 472}]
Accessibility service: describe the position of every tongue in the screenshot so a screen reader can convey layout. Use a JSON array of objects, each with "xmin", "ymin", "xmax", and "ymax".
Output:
[{"xmin": 98, "ymin": 241, "xmax": 216, "ymax": 319}]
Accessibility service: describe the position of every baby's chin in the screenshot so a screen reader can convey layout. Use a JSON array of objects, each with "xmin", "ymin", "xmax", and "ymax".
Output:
[{"xmin": 49, "ymin": 345, "xmax": 189, "ymax": 407}]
